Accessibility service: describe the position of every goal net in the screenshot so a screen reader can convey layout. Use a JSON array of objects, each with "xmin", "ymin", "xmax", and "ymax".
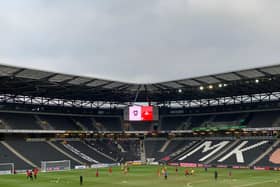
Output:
[
  {"xmin": 41, "ymin": 160, "xmax": 71, "ymax": 172},
  {"xmin": 0, "ymin": 163, "xmax": 14, "ymax": 175}
]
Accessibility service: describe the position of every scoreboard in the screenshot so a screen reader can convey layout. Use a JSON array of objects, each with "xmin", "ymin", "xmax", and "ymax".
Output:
[{"xmin": 124, "ymin": 106, "xmax": 159, "ymax": 121}]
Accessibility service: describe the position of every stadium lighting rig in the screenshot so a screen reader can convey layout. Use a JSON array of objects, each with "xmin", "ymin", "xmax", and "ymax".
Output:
[{"xmin": 198, "ymin": 83, "xmax": 230, "ymax": 91}]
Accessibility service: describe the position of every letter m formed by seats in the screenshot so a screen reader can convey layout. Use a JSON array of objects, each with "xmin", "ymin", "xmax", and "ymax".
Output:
[{"xmin": 179, "ymin": 141, "xmax": 230, "ymax": 162}]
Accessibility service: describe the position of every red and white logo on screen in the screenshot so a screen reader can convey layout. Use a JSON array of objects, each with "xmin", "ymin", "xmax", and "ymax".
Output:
[{"xmin": 129, "ymin": 106, "xmax": 153, "ymax": 121}]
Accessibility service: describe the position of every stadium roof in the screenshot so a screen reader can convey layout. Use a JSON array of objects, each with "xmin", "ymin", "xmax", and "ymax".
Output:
[{"xmin": 1, "ymin": 63, "xmax": 280, "ymax": 103}]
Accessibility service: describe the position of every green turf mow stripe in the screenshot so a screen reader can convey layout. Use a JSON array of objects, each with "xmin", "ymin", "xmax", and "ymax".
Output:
[
  {"xmin": 233, "ymin": 180, "xmax": 277, "ymax": 187},
  {"xmin": 0, "ymin": 166, "xmax": 279, "ymax": 187}
]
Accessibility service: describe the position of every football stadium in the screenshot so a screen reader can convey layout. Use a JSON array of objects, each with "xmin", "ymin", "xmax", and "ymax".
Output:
[
  {"xmin": 0, "ymin": 64, "xmax": 280, "ymax": 187},
  {"xmin": 1, "ymin": 1, "xmax": 280, "ymax": 187}
]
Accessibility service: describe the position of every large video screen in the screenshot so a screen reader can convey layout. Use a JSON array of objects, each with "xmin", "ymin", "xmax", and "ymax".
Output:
[{"xmin": 124, "ymin": 106, "xmax": 159, "ymax": 121}]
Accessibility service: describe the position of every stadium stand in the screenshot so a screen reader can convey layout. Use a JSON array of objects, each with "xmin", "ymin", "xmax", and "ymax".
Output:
[
  {"xmin": 160, "ymin": 110, "xmax": 280, "ymax": 130},
  {"xmin": 212, "ymin": 139, "xmax": 274, "ymax": 166},
  {"xmin": 205, "ymin": 113, "xmax": 247, "ymax": 127},
  {"xmin": 176, "ymin": 139, "xmax": 233, "ymax": 164},
  {"xmin": 129, "ymin": 122, "xmax": 154, "ymax": 131},
  {"xmin": 188, "ymin": 115, "xmax": 212, "ymax": 129},
  {"xmin": 51, "ymin": 141, "xmax": 93, "ymax": 165},
  {"xmin": 163, "ymin": 139, "xmax": 197, "ymax": 160},
  {"xmin": 38, "ymin": 115, "xmax": 80, "ymax": 130},
  {"xmin": 160, "ymin": 116, "xmax": 190, "ymax": 130},
  {"xmin": 118, "ymin": 139, "xmax": 141, "ymax": 161},
  {"xmin": 6, "ymin": 140, "xmax": 81, "ymax": 168},
  {"xmin": 160, "ymin": 113, "xmax": 245, "ymax": 131},
  {"xmin": 67, "ymin": 141, "xmax": 114, "ymax": 163},
  {"xmin": 144, "ymin": 138, "xmax": 166, "ymax": 160},
  {"xmin": 0, "ymin": 113, "xmax": 41, "ymax": 130},
  {"xmin": 94, "ymin": 117, "xmax": 122, "ymax": 131},
  {"xmin": 71, "ymin": 117, "xmax": 98, "ymax": 131},
  {"xmin": 253, "ymin": 140, "xmax": 280, "ymax": 167},
  {"xmin": 87, "ymin": 139, "xmax": 121, "ymax": 160},
  {"xmin": 247, "ymin": 111, "xmax": 280, "ymax": 128},
  {"xmin": 1, "ymin": 109, "xmax": 280, "ymax": 132},
  {"xmin": 0, "ymin": 142, "xmax": 31, "ymax": 170}
]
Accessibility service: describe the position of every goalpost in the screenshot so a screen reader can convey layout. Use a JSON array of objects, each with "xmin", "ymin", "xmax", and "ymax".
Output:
[
  {"xmin": 41, "ymin": 160, "xmax": 71, "ymax": 172},
  {"xmin": 0, "ymin": 163, "xmax": 14, "ymax": 175}
]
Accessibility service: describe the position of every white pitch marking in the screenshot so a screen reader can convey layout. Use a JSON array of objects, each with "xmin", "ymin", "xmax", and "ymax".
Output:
[
  {"xmin": 185, "ymin": 179, "xmax": 208, "ymax": 187},
  {"xmin": 234, "ymin": 180, "xmax": 275, "ymax": 187}
]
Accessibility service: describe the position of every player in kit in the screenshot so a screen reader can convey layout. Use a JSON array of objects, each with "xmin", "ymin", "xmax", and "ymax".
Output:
[
  {"xmin": 33, "ymin": 168, "xmax": 39, "ymax": 180},
  {"xmin": 96, "ymin": 169, "xmax": 99, "ymax": 177},
  {"xmin": 185, "ymin": 168, "xmax": 190, "ymax": 176},
  {"xmin": 164, "ymin": 170, "xmax": 168, "ymax": 180},
  {"xmin": 214, "ymin": 170, "xmax": 218, "ymax": 181},
  {"xmin": 109, "ymin": 167, "xmax": 113, "ymax": 175}
]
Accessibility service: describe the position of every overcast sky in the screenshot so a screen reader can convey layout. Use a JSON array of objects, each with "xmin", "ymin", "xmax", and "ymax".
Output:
[{"xmin": 0, "ymin": 0, "xmax": 280, "ymax": 83}]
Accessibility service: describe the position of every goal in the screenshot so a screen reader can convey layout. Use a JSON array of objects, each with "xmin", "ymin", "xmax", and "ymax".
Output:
[
  {"xmin": 41, "ymin": 160, "xmax": 71, "ymax": 172},
  {"xmin": 0, "ymin": 163, "xmax": 14, "ymax": 175}
]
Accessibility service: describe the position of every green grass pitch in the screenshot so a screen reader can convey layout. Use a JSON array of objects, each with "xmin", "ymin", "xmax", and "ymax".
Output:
[{"xmin": 0, "ymin": 166, "xmax": 279, "ymax": 187}]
